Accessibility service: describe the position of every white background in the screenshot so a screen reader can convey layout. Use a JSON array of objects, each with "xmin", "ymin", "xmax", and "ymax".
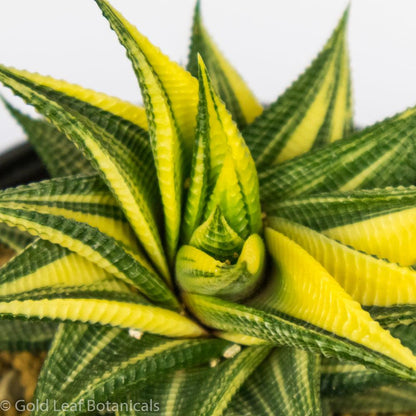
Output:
[{"xmin": 1, "ymin": 0, "xmax": 416, "ymax": 153}]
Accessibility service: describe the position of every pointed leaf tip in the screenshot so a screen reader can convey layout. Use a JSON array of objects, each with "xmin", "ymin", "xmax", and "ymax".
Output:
[
  {"xmin": 245, "ymin": 7, "xmax": 353, "ymax": 167},
  {"xmin": 188, "ymin": 4, "xmax": 262, "ymax": 128}
]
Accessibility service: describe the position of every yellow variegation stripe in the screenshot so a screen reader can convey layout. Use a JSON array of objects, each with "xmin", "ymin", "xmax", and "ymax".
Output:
[
  {"xmin": 214, "ymin": 331, "xmax": 268, "ymax": 346},
  {"xmin": 205, "ymin": 154, "xmax": 249, "ymax": 237},
  {"xmin": 0, "ymin": 292, "xmax": 206, "ymax": 339},
  {"xmin": 188, "ymin": 2, "xmax": 262, "ymax": 127},
  {"xmin": 5, "ymin": 68, "xmax": 148, "ymax": 129},
  {"xmin": 0, "ymin": 65, "xmax": 169, "ymax": 282},
  {"xmin": 245, "ymin": 9, "xmax": 352, "ymax": 167},
  {"xmin": 0, "ymin": 207, "xmax": 178, "ymax": 309},
  {"xmin": 264, "ymin": 227, "xmax": 416, "ymax": 370},
  {"xmin": 132, "ymin": 49, "xmax": 183, "ymax": 263},
  {"xmin": 0, "ymin": 251, "xmax": 111, "ymax": 296},
  {"xmin": 337, "ymin": 140, "xmax": 406, "ymax": 192},
  {"xmin": 201, "ymin": 347, "xmax": 271, "ymax": 416},
  {"xmin": 323, "ymin": 207, "xmax": 416, "ymax": 266},
  {"xmin": 95, "ymin": 0, "xmax": 198, "ymax": 150},
  {"xmin": 198, "ymin": 57, "xmax": 262, "ymax": 235},
  {"xmin": 0, "ymin": 202, "xmax": 137, "ymax": 250},
  {"xmin": 177, "ymin": 234, "xmax": 265, "ymax": 301},
  {"xmin": 229, "ymin": 348, "xmax": 321, "ymax": 416},
  {"xmin": 94, "ymin": 0, "xmax": 202, "ymax": 262},
  {"xmin": 0, "ymin": 210, "xmax": 129, "ymax": 275},
  {"xmin": 78, "ymin": 135, "xmax": 169, "ymax": 278},
  {"xmin": 330, "ymin": 43, "xmax": 352, "ymax": 142},
  {"xmin": 275, "ymin": 56, "xmax": 337, "ymax": 163},
  {"xmin": 269, "ymin": 217, "xmax": 416, "ymax": 307}
]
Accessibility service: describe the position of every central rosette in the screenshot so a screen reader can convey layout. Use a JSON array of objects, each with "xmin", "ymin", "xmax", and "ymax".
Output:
[{"xmin": 175, "ymin": 57, "xmax": 265, "ymax": 301}]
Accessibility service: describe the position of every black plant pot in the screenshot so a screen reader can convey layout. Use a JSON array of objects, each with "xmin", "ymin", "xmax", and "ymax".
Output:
[{"xmin": 0, "ymin": 143, "xmax": 49, "ymax": 189}]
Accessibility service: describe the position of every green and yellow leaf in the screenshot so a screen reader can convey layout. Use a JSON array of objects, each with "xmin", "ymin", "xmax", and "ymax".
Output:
[
  {"xmin": 261, "ymin": 227, "xmax": 416, "ymax": 374},
  {"xmin": 187, "ymin": 1, "xmax": 262, "ymax": 129},
  {"xmin": 117, "ymin": 346, "xmax": 271, "ymax": 416},
  {"xmin": 0, "ymin": 64, "xmax": 170, "ymax": 281},
  {"xmin": 189, "ymin": 206, "xmax": 244, "ymax": 262},
  {"xmin": 33, "ymin": 323, "xmax": 228, "ymax": 416},
  {"xmin": 245, "ymin": 8, "xmax": 352, "ymax": 167},
  {"xmin": 322, "ymin": 324, "xmax": 416, "ymax": 412},
  {"xmin": 184, "ymin": 291, "xmax": 416, "ymax": 381},
  {"xmin": 268, "ymin": 216, "xmax": 416, "ymax": 307},
  {"xmin": 0, "ymin": 281, "xmax": 205, "ymax": 338},
  {"xmin": 0, "ymin": 190, "xmax": 178, "ymax": 309},
  {"xmin": 0, "ymin": 174, "xmax": 138, "ymax": 249},
  {"xmin": 266, "ymin": 186, "xmax": 416, "ymax": 266},
  {"xmin": 228, "ymin": 348, "xmax": 322, "ymax": 416},
  {"xmin": 1, "ymin": 69, "xmax": 148, "ymax": 129},
  {"xmin": 95, "ymin": 0, "xmax": 201, "ymax": 263},
  {"xmin": 196, "ymin": 57, "xmax": 262, "ymax": 236},
  {"xmin": 259, "ymin": 109, "xmax": 416, "ymax": 203},
  {"xmin": 0, "ymin": 239, "xmax": 112, "ymax": 296},
  {"xmin": 176, "ymin": 234, "xmax": 265, "ymax": 301}
]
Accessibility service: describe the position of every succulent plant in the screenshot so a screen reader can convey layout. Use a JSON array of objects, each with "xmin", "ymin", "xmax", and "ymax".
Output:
[{"xmin": 1, "ymin": 1, "xmax": 416, "ymax": 415}]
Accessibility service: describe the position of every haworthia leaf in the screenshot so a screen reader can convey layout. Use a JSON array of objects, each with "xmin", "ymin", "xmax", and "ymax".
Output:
[
  {"xmin": 268, "ymin": 217, "xmax": 416, "ymax": 307},
  {"xmin": 117, "ymin": 346, "xmax": 271, "ymax": 416},
  {"xmin": 187, "ymin": 1, "xmax": 262, "ymax": 129},
  {"xmin": 262, "ymin": 227, "xmax": 416, "ymax": 375},
  {"xmin": 183, "ymin": 57, "xmax": 261, "ymax": 243},
  {"xmin": 0, "ymin": 202, "xmax": 179, "ymax": 309},
  {"xmin": 0, "ymin": 318, "xmax": 56, "ymax": 351},
  {"xmin": 204, "ymin": 154, "xmax": 250, "ymax": 239},
  {"xmin": 184, "ymin": 292, "xmax": 416, "ymax": 381},
  {"xmin": 94, "ymin": 0, "xmax": 197, "ymax": 151},
  {"xmin": 228, "ymin": 348, "xmax": 321, "ymax": 416},
  {"xmin": 0, "ymin": 65, "xmax": 170, "ymax": 282},
  {"xmin": 245, "ymin": 9, "xmax": 352, "ymax": 167},
  {"xmin": 0, "ymin": 222, "xmax": 34, "ymax": 252},
  {"xmin": 213, "ymin": 332, "xmax": 267, "ymax": 346},
  {"xmin": 95, "ymin": 0, "xmax": 200, "ymax": 263},
  {"xmin": 0, "ymin": 174, "xmax": 139, "ymax": 249},
  {"xmin": 34, "ymin": 323, "xmax": 228, "ymax": 416},
  {"xmin": 265, "ymin": 186, "xmax": 416, "ymax": 266},
  {"xmin": 259, "ymin": 109, "xmax": 416, "ymax": 203},
  {"xmin": 0, "ymin": 280, "xmax": 205, "ymax": 338},
  {"xmin": 321, "ymin": 324, "xmax": 416, "ymax": 398},
  {"xmin": 199, "ymin": 57, "xmax": 261, "ymax": 238},
  {"xmin": 1, "ymin": 68, "xmax": 148, "ymax": 129},
  {"xmin": 189, "ymin": 206, "xmax": 244, "ymax": 262},
  {"xmin": 176, "ymin": 234, "xmax": 265, "ymax": 301},
  {"xmin": 4, "ymin": 100, "xmax": 93, "ymax": 177},
  {"xmin": 181, "ymin": 74, "xmax": 211, "ymax": 244},
  {"xmin": 0, "ymin": 238, "xmax": 113, "ymax": 296},
  {"xmin": 186, "ymin": 346, "xmax": 271, "ymax": 416}
]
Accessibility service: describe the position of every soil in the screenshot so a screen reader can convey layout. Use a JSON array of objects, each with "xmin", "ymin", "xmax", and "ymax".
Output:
[{"xmin": 0, "ymin": 352, "xmax": 46, "ymax": 416}]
